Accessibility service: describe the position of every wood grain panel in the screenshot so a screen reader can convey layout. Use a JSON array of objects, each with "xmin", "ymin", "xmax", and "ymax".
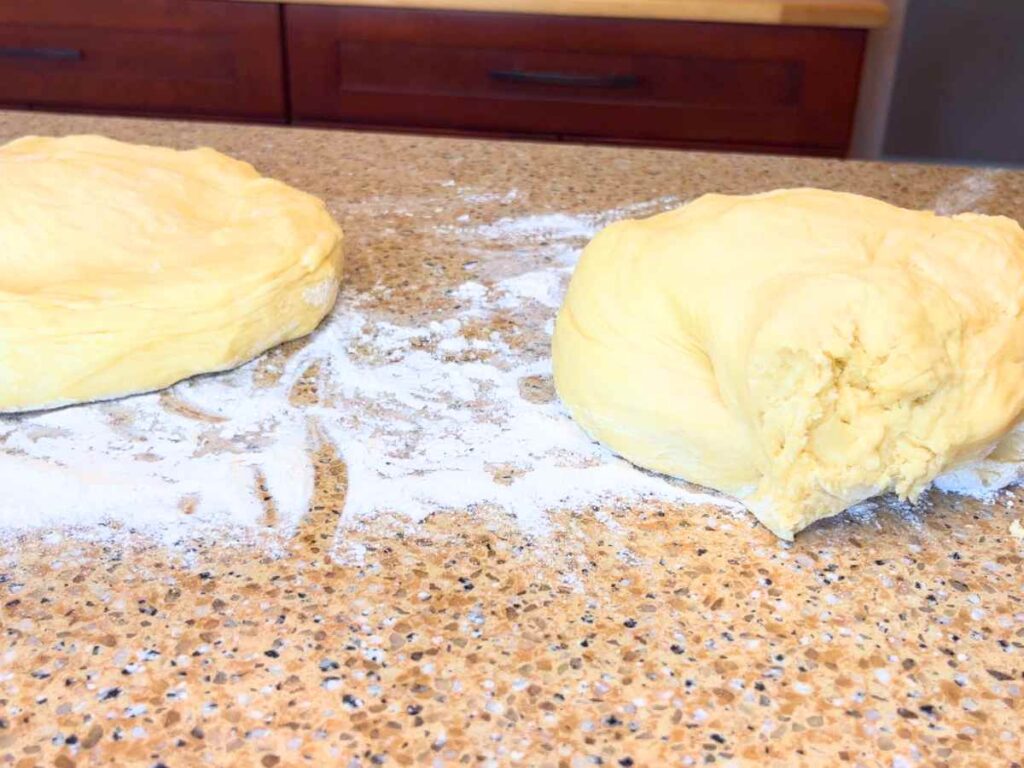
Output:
[
  {"xmin": 286, "ymin": 6, "xmax": 867, "ymax": 154},
  {"xmin": 0, "ymin": 0, "xmax": 285, "ymax": 120}
]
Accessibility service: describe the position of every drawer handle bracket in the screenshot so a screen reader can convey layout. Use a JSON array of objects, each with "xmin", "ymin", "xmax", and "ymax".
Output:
[
  {"xmin": 490, "ymin": 69, "xmax": 639, "ymax": 89},
  {"xmin": 0, "ymin": 46, "xmax": 83, "ymax": 62}
]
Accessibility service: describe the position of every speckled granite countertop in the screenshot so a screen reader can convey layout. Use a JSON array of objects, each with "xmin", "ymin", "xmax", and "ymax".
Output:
[{"xmin": 1, "ymin": 111, "xmax": 1022, "ymax": 768}]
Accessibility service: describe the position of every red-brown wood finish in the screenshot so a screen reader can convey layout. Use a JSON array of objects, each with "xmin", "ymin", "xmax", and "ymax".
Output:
[
  {"xmin": 285, "ymin": 6, "xmax": 866, "ymax": 155},
  {"xmin": 0, "ymin": 0, "xmax": 285, "ymax": 121}
]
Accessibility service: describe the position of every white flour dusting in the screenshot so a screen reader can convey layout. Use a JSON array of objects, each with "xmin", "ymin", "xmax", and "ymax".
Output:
[
  {"xmin": 934, "ymin": 426, "xmax": 1024, "ymax": 499},
  {"xmin": 0, "ymin": 363, "xmax": 316, "ymax": 546},
  {"xmin": 1, "ymin": 190, "xmax": 1019, "ymax": 548},
  {"xmin": 496, "ymin": 270, "xmax": 567, "ymax": 309},
  {"xmin": 466, "ymin": 197, "xmax": 681, "ymax": 245},
  {"xmin": 933, "ymin": 169, "xmax": 1002, "ymax": 215},
  {"xmin": 475, "ymin": 212, "xmax": 601, "ymax": 242}
]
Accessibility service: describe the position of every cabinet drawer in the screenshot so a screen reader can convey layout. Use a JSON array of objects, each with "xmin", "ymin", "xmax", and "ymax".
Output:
[
  {"xmin": 286, "ymin": 6, "xmax": 866, "ymax": 154},
  {"xmin": 0, "ymin": 0, "xmax": 285, "ymax": 120}
]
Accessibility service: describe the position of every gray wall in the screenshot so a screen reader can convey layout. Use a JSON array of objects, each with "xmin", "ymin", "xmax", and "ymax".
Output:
[{"xmin": 884, "ymin": 0, "xmax": 1024, "ymax": 166}]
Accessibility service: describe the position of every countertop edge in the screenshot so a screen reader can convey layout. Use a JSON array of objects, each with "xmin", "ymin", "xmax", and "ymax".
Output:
[{"xmin": 227, "ymin": 0, "xmax": 890, "ymax": 29}]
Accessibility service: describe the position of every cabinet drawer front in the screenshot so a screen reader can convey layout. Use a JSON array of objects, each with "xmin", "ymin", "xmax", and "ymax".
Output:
[
  {"xmin": 286, "ymin": 6, "xmax": 865, "ymax": 153},
  {"xmin": 0, "ymin": 0, "xmax": 285, "ymax": 120}
]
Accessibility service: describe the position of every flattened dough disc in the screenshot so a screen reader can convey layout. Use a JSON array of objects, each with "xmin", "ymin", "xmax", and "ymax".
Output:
[{"xmin": 0, "ymin": 135, "xmax": 343, "ymax": 413}]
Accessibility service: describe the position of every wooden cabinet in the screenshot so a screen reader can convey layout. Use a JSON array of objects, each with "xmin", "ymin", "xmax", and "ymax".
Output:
[
  {"xmin": 0, "ymin": 0, "xmax": 872, "ymax": 155},
  {"xmin": 285, "ymin": 6, "xmax": 867, "ymax": 155},
  {"xmin": 0, "ymin": 0, "xmax": 285, "ymax": 121}
]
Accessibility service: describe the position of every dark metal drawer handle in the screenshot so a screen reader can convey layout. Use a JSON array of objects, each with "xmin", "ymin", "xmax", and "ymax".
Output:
[
  {"xmin": 490, "ymin": 69, "xmax": 640, "ymax": 89},
  {"xmin": 0, "ymin": 46, "xmax": 83, "ymax": 62}
]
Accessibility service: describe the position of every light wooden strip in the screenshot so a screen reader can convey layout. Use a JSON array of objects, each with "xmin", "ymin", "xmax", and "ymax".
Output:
[{"xmin": 229, "ymin": 0, "xmax": 889, "ymax": 28}]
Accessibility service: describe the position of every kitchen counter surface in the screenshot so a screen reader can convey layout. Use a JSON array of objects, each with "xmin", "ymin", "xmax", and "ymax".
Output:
[
  {"xmin": 1, "ymin": 111, "xmax": 1022, "ymax": 767},
  {"xmin": 232, "ymin": 0, "xmax": 889, "ymax": 28}
]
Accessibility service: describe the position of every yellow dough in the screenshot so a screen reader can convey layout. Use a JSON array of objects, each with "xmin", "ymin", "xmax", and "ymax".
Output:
[
  {"xmin": 553, "ymin": 189, "xmax": 1024, "ymax": 539},
  {"xmin": 0, "ymin": 135, "xmax": 343, "ymax": 413}
]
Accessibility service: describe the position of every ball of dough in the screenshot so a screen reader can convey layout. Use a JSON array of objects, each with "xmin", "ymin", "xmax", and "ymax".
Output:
[
  {"xmin": 0, "ymin": 135, "xmax": 343, "ymax": 413},
  {"xmin": 552, "ymin": 189, "xmax": 1024, "ymax": 539}
]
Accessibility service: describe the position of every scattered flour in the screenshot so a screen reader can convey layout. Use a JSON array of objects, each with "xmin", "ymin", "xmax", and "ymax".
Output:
[
  {"xmin": 933, "ymin": 426, "xmax": 1024, "ymax": 499},
  {"xmin": 0, "ymin": 362, "xmax": 315, "ymax": 546},
  {"xmin": 303, "ymin": 278, "xmax": 337, "ymax": 309},
  {"xmin": 0, "ymin": 190, "xmax": 1019, "ymax": 549},
  {"xmin": 933, "ymin": 169, "xmax": 1002, "ymax": 215},
  {"xmin": 496, "ymin": 270, "xmax": 567, "ymax": 309},
  {"xmin": 475, "ymin": 213, "xmax": 600, "ymax": 242},
  {"xmin": 466, "ymin": 196, "xmax": 681, "ymax": 246},
  {"xmin": 456, "ymin": 187, "xmax": 520, "ymax": 206}
]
